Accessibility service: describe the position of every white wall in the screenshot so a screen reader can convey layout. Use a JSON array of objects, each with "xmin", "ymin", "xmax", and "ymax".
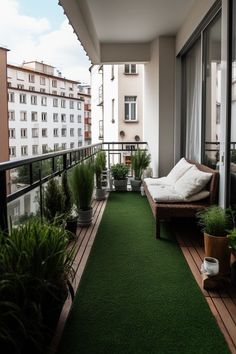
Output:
[
  {"xmin": 144, "ymin": 38, "xmax": 159, "ymax": 177},
  {"xmin": 90, "ymin": 65, "xmax": 103, "ymax": 143}
]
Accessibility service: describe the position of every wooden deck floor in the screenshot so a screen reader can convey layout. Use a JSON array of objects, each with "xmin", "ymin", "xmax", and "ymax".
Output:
[
  {"xmin": 175, "ymin": 222, "xmax": 236, "ymax": 354},
  {"xmin": 51, "ymin": 200, "xmax": 236, "ymax": 354}
]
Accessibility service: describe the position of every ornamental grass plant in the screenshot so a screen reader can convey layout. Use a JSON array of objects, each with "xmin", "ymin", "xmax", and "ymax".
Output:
[{"xmin": 197, "ymin": 205, "xmax": 232, "ymax": 237}]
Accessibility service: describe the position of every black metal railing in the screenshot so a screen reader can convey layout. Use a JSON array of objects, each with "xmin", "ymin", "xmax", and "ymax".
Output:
[{"xmin": 0, "ymin": 141, "xmax": 148, "ymax": 231}]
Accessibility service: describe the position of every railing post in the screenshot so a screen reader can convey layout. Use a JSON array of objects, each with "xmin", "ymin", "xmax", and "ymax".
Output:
[{"xmin": 0, "ymin": 170, "xmax": 8, "ymax": 232}]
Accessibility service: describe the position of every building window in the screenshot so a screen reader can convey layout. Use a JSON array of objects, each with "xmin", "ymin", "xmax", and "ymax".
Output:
[
  {"xmin": 61, "ymin": 128, "xmax": 67, "ymax": 137},
  {"xmin": 54, "ymin": 144, "xmax": 59, "ymax": 151},
  {"xmin": 32, "ymin": 128, "xmax": 39, "ymax": 138},
  {"xmin": 20, "ymin": 111, "xmax": 27, "ymax": 121},
  {"xmin": 69, "ymin": 100, "xmax": 74, "ymax": 109},
  {"xmin": 52, "ymin": 90, "xmax": 57, "ymax": 95},
  {"xmin": 8, "ymin": 82, "xmax": 11, "ymax": 87},
  {"xmin": 21, "ymin": 145, "xmax": 28, "ymax": 156},
  {"xmin": 19, "ymin": 94, "xmax": 27, "ymax": 104},
  {"xmin": 41, "ymin": 96, "xmax": 47, "ymax": 106},
  {"xmin": 42, "ymin": 144, "xmax": 48, "ymax": 154},
  {"xmin": 29, "ymin": 86, "xmax": 35, "ymax": 91},
  {"xmin": 42, "ymin": 128, "xmax": 47, "ymax": 137},
  {"xmin": 61, "ymin": 114, "xmax": 66, "ymax": 122},
  {"xmin": 29, "ymin": 74, "xmax": 35, "ymax": 83},
  {"xmin": 78, "ymin": 115, "xmax": 82, "ymax": 123},
  {"xmin": 32, "ymin": 145, "xmax": 38, "ymax": 155},
  {"xmin": 9, "ymin": 128, "xmax": 15, "ymax": 139},
  {"xmin": 53, "ymin": 113, "xmax": 58, "ymax": 122},
  {"xmin": 31, "ymin": 95, "xmax": 37, "ymax": 105},
  {"xmin": 78, "ymin": 141, "xmax": 82, "ymax": 147},
  {"xmin": 69, "ymin": 93, "xmax": 74, "ymax": 98},
  {"xmin": 70, "ymin": 114, "xmax": 74, "ymax": 122},
  {"xmin": 70, "ymin": 142, "xmax": 75, "ymax": 149},
  {"xmin": 124, "ymin": 96, "xmax": 137, "ymax": 121},
  {"xmin": 52, "ymin": 79, "xmax": 57, "ymax": 88},
  {"xmin": 31, "ymin": 111, "xmax": 37, "ymax": 121},
  {"xmin": 17, "ymin": 84, "xmax": 24, "ymax": 89},
  {"xmin": 9, "ymin": 146, "xmax": 16, "ymax": 157},
  {"xmin": 124, "ymin": 64, "xmax": 137, "ymax": 74},
  {"xmin": 70, "ymin": 128, "xmax": 74, "ymax": 137},
  {"xmin": 77, "ymin": 101, "xmax": 81, "ymax": 110},
  {"xmin": 112, "ymin": 99, "xmax": 115, "ymax": 123},
  {"xmin": 40, "ymin": 88, "xmax": 46, "ymax": 93},
  {"xmin": 78, "ymin": 128, "xmax": 82, "ymax": 136},
  {"xmin": 41, "ymin": 112, "xmax": 47, "ymax": 121},
  {"xmin": 61, "ymin": 92, "xmax": 65, "ymax": 96},
  {"xmin": 53, "ymin": 128, "xmax": 58, "ymax": 137},
  {"xmin": 61, "ymin": 143, "xmax": 66, "ymax": 150},
  {"xmin": 61, "ymin": 99, "xmax": 66, "ymax": 108},
  {"xmin": 21, "ymin": 128, "xmax": 27, "ymax": 138},
  {"xmin": 111, "ymin": 65, "xmax": 115, "ymax": 80},
  {"xmin": 53, "ymin": 98, "xmax": 58, "ymax": 107},
  {"xmin": 99, "ymin": 120, "xmax": 103, "ymax": 139},
  {"xmin": 8, "ymin": 110, "xmax": 15, "ymax": 121},
  {"xmin": 8, "ymin": 92, "xmax": 14, "ymax": 102},
  {"xmin": 40, "ymin": 77, "xmax": 46, "ymax": 85}
]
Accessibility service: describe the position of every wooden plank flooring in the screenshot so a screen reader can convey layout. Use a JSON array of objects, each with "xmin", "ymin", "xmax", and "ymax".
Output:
[
  {"xmin": 176, "ymin": 222, "xmax": 236, "ymax": 354},
  {"xmin": 51, "ymin": 201, "xmax": 236, "ymax": 354}
]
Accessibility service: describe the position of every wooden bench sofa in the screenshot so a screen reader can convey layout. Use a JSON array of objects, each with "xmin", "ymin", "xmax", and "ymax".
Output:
[{"xmin": 143, "ymin": 160, "xmax": 219, "ymax": 238}]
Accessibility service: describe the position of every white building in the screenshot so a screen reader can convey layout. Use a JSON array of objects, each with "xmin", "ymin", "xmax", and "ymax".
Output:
[
  {"xmin": 7, "ymin": 61, "xmax": 85, "ymax": 159},
  {"xmin": 91, "ymin": 63, "xmax": 144, "ymax": 165}
]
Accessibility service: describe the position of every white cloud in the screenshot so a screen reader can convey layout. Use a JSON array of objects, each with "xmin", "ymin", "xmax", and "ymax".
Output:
[{"xmin": 0, "ymin": 0, "xmax": 91, "ymax": 83}]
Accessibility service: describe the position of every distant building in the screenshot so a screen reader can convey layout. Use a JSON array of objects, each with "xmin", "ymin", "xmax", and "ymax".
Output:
[
  {"xmin": 7, "ymin": 60, "xmax": 89, "ymax": 158},
  {"xmin": 91, "ymin": 63, "xmax": 144, "ymax": 165}
]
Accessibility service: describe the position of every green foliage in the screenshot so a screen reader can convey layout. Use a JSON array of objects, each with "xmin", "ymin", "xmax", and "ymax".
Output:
[
  {"xmin": 131, "ymin": 149, "xmax": 151, "ymax": 180},
  {"xmin": 43, "ymin": 178, "xmax": 64, "ymax": 222},
  {"xmin": 227, "ymin": 228, "xmax": 236, "ymax": 250},
  {"xmin": 70, "ymin": 162, "xmax": 94, "ymax": 211},
  {"xmin": 0, "ymin": 219, "xmax": 76, "ymax": 353},
  {"xmin": 197, "ymin": 205, "xmax": 232, "ymax": 237},
  {"xmin": 111, "ymin": 163, "xmax": 129, "ymax": 180},
  {"xmin": 62, "ymin": 171, "xmax": 73, "ymax": 215},
  {"xmin": 94, "ymin": 151, "xmax": 106, "ymax": 189},
  {"xmin": 16, "ymin": 160, "xmax": 52, "ymax": 185}
]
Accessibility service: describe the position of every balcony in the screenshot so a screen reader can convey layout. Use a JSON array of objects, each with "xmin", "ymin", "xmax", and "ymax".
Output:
[
  {"xmin": 84, "ymin": 103, "xmax": 91, "ymax": 111},
  {"xmin": 84, "ymin": 117, "xmax": 91, "ymax": 125},
  {"xmin": 84, "ymin": 131, "xmax": 91, "ymax": 140}
]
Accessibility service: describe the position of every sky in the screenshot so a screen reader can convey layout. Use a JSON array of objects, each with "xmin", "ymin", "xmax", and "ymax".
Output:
[{"xmin": 0, "ymin": 0, "xmax": 91, "ymax": 83}]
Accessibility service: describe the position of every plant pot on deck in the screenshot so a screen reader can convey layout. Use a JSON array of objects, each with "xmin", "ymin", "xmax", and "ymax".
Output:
[
  {"xmin": 78, "ymin": 208, "xmax": 93, "ymax": 227},
  {"xmin": 204, "ymin": 233, "xmax": 231, "ymax": 275},
  {"xmin": 131, "ymin": 179, "xmax": 142, "ymax": 192},
  {"xmin": 95, "ymin": 188, "xmax": 107, "ymax": 200},
  {"xmin": 113, "ymin": 179, "xmax": 128, "ymax": 191}
]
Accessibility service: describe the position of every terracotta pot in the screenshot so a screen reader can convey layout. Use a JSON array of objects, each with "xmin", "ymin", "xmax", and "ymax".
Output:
[{"xmin": 204, "ymin": 233, "xmax": 231, "ymax": 275}]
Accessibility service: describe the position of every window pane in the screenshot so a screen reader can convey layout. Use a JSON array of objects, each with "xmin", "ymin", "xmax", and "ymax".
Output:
[{"xmin": 203, "ymin": 15, "xmax": 221, "ymax": 169}]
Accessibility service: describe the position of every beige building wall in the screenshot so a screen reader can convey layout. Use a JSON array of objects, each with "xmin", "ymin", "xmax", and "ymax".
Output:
[
  {"xmin": 0, "ymin": 47, "xmax": 9, "ymax": 162},
  {"xmin": 118, "ymin": 65, "xmax": 143, "ymax": 143}
]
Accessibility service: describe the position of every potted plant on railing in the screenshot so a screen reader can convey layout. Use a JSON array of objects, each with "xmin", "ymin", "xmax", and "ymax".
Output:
[
  {"xmin": 197, "ymin": 205, "xmax": 232, "ymax": 275},
  {"xmin": 111, "ymin": 163, "xmax": 129, "ymax": 191},
  {"xmin": 0, "ymin": 219, "xmax": 76, "ymax": 353},
  {"xmin": 94, "ymin": 150, "xmax": 107, "ymax": 200},
  {"xmin": 70, "ymin": 161, "xmax": 94, "ymax": 226},
  {"xmin": 131, "ymin": 149, "xmax": 151, "ymax": 191}
]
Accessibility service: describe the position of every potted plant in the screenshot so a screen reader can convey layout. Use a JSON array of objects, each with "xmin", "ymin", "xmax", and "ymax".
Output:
[
  {"xmin": 70, "ymin": 161, "xmax": 94, "ymax": 226},
  {"xmin": 62, "ymin": 171, "xmax": 77, "ymax": 236},
  {"xmin": 94, "ymin": 150, "xmax": 107, "ymax": 200},
  {"xmin": 227, "ymin": 228, "xmax": 236, "ymax": 285},
  {"xmin": 131, "ymin": 149, "xmax": 151, "ymax": 191},
  {"xmin": 197, "ymin": 205, "xmax": 232, "ymax": 275},
  {"xmin": 110, "ymin": 163, "xmax": 129, "ymax": 191},
  {"xmin": 0, "ymin": 219, "xmax": 76, "ymax": 353}
]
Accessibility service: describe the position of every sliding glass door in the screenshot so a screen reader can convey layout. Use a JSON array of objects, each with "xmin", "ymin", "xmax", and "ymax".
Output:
[{"xmin": 202, "ymin": 15, "xmax": 222, "ymax": 169}]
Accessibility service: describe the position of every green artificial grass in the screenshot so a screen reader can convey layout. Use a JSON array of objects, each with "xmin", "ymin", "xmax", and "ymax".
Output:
[{"xmin": 57, "ymin": 193, "xmax": 230, "ymax": 354}]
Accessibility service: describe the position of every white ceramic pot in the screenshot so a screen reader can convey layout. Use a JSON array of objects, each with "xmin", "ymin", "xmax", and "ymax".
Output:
[{"xmin": 203, "ymin": 257, "xmax": 219, "ymax": 276}]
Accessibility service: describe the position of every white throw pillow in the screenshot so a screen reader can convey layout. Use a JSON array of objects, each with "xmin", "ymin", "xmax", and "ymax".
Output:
[
  {"xmin": 175, "ymin": 165, "xmax": 212, "ymax": 198},
  {"xmin": 166, "ymin": 158, "xmax": 193, "ymax": 184}
]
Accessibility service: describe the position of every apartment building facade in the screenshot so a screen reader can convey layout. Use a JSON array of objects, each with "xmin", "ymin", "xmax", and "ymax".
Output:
[
  {"xmin": 91, "ymin": 63, "xmax": 144, "ymax": 165},
  {"xmin": 7, "ymin": 61, "xmax": 86, "ymax": 159}
]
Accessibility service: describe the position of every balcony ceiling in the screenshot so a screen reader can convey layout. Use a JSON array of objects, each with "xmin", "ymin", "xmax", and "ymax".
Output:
[{"xmin": 59, "ymin": 0, "xmax": 197, "ymax": 64}]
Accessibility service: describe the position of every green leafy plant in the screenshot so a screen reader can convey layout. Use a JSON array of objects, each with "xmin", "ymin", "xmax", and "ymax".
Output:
[
  {"xmin": 43, "ymin": 178, "xmax": 64, "ymax": 222},
  {"xmin": 131, "ymin": 149, "xmax": 151, "ymax": 180},
  {"xmin": 111, "ymin": 163, "xmax": 129, "ymax": 180},
  {"xmin": 227, "ymin": 228, "xmax": 236, "ymax": 250},
  {"xmin": 197, "ymin": 205, "xmax": 232, "ymax": 237},
  {"xmin": 0, "ymin": 219, "xmax": 76, "ymax": 353},
  {"xmin": 62, "ymin": 171, "xmax": 73, "ymax": 215},
  {"xmin": 70, "ymin": 162, "xmax": 94, "ymax": 211},
  {"xmin": 94, "ymin": 151, "xmax": 106, "ymax": 189}
]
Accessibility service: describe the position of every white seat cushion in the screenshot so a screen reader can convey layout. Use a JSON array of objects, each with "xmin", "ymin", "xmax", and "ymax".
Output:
[
  {"xmin": 147, "ymin": 184, "xmax": 210, "ymax": 203},
  {"xmin": 166, "ymin": 158, "xmax": 194, "ymax": 184},
  {"xmin": 143, "ymin": 177, "xmax": 172, "ymax": 186},
  {"xmin": 174, "ymin": 165, "xmax": 212, "ymax": 198}
]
